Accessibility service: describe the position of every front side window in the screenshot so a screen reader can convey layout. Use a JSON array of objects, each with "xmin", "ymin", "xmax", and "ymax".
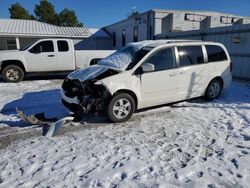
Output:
[
  {"xmin": 30, "ymin": 41, "xmax": 54, "ymax": 53},
  {"xmin": 178, "ymin": 46, "xmax": 204, "ymax": 67},
  {"xmin": 127, "ymin": 47, "xmax": 152, "ymax": 70},
  {"xmin": 144, "ymin": 48, "xmax": 176, "ymax": 71},
  {"xmin": 206, "ymin": 45, "xmax": 228, "ymax": 62},
  {"xmin": 57, "ymin": 40, "xmax": 69, "ymax": 52}
]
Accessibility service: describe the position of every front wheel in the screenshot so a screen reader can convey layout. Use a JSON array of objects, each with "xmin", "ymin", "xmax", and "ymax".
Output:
[
  {"xmin": 107, "ymin": 93, "xmax": 135, "ymax": 123},
  {"xmin": 2, "ymin": 65, "xmax": 24, "ymax": 83},
  {"xmin": 204, "ymin": 79, "xmax": 223, "ymax": 101}
]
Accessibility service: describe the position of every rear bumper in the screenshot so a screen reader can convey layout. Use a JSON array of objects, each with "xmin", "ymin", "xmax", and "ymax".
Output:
[{"xmin": 223, "ymin": 74, "xmax": 232, "ymax": 89}]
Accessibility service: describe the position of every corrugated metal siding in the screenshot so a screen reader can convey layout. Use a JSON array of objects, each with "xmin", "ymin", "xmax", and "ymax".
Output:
[
  {"xmin": 157, "ymin": 24, "xmax": 250, "ymax": 79},
  {"xmin": 0, "ymin": 19, "xmax": 91, "ymax": 38}
]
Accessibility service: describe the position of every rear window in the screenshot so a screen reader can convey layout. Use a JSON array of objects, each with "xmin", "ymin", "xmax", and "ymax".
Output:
[
  {"xmin": 206, "ymin": 45, "xmax": 228, "ymax": 62},
  {"xmin": 178, "ymin": 46, "xmax": 204, "ymax": 67},
  {"xmin": 57, "ymin": 40, "xmax": 69, "ymax": 52}
]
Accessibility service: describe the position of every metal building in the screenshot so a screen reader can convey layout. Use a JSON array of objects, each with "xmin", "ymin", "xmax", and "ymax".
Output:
[
  {"xmin": 0, "ymin": 19, "xmax": 112, "ymax": 51},
  {"xmin": 103, "ymin": 9, "xmax": 250, "ymax": 79},
  {"xmin": 104, "ymin": 9, "xmax": 250, "ymax": 50}
]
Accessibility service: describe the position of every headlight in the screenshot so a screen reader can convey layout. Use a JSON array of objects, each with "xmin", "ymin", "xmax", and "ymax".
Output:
[{"xmin": 95, "ymin": 80, "xmax": 102, "ymax": 85}]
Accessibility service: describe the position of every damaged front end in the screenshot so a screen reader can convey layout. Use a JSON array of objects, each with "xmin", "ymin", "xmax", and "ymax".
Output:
[{"xmin": 61, "ymin": 69, "xmax": 118, "ymax": 118}]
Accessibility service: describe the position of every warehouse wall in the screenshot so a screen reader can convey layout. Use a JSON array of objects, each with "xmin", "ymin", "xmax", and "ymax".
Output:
[
  {"xmin": 156, "ymin": 24, "xmax": 250, "ymax": 79},
  {"xmin": 0, "ymin": 38, "xmax": 5, "ymax": 50},
  {"xmin": 19, "ymin": 38, "xmax": 38, "ymax": 49},
  {"xmin": 104, "ymin": 12, "xmax": 153, "ymax": 50},
  {"xmin": 0, "ymin": 37, "xmax": 40, "ymax": 50},
  {"xmin": 73, "ymin": 37, "xmax": 112, "ymax": 50}
]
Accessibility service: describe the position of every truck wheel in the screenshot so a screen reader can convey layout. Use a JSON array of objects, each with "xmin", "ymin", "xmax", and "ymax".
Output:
[
  {"xmin": 107, "ymin": 93, "xmax": 135, "ymax": 123},
  {"xmin": 2, "ymin": 65, "xmax": 24, "ymax": 83},
  {"xmin": 204, "ymin": 79, "xmax": 222, "ymax": 101}
]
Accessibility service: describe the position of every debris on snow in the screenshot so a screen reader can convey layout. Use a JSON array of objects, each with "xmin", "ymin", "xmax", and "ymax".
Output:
[{"xmin": 0, "ymin": 79, "xmax": 250, "ymax": 187}]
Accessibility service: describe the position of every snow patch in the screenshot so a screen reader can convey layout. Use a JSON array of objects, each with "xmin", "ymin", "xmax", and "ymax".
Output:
[{"xmin": 0, "ymin": 80, "xmax": 250, "ymax": 187}]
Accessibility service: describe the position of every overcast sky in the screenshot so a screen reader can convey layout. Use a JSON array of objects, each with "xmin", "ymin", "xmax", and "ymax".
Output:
[{"xmin": 1, "ymin": 0, "xmax": 250, "ymax": 28}]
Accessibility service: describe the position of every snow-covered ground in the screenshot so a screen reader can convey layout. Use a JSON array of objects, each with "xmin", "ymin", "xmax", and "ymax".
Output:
[{"xmin": 0, "ymin": 79, "xmax": 250, "ymax": 187}]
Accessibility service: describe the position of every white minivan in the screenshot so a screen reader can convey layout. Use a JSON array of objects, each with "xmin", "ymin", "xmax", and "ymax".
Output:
[{"xmin": 61, "ymin": 40, "xmax": 232, "ymax": 122}]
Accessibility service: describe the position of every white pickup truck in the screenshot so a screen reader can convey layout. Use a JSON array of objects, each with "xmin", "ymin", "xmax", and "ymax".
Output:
[{"xmin": 0, "ymin": 38, "xmax": 114, "ymax": 82}]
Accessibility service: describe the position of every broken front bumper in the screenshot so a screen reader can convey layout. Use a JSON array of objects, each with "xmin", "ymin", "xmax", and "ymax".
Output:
[
  {"xmin": 61, "ymin": 77, "xmax": 111, "ymax": 116},
  {"xmin": 61, "ymin": 98, "xmax": 83, "ymax": 113},
  {"xmin": 61, "ymin": 89, "xmax": 82, "ymax": 113}
]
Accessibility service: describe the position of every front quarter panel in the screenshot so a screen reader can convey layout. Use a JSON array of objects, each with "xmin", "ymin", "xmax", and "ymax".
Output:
[
  {"xmin": 97, "ymin": 71, "xmax": 143, "ymax": 109},
  {"xmin": 0, "ymin": 51, "xmax": 27, "ymax": 70}
]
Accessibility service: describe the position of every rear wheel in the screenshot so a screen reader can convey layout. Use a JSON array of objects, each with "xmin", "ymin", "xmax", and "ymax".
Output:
[
  {"xmin": 107, "ymin": 93, "xmax": 135, "ymax": 123},
  {"xmin": 205, "ymin": 79, "xmax": 222, "ymax": 100},
  {"xmin": 2, "ymin": 65, "xmax": 24, "ymax": 83}
]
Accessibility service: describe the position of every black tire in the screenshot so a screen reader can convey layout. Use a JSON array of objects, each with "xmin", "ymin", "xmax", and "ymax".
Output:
[
  {"xmin": 204, "ymin": 79, "xmax": 223, "ymax": 101},
  {"xmin": 107, "ymin": 93, "xmax": 135, "ymax": 123},
  {"xmin": 2, "ymin": 65, "xmax": 24, "ymax": 83}
]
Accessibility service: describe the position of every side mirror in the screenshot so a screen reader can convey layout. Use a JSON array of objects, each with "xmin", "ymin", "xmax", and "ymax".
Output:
[{"xmin": 142, "ymin": 63, "xmax": 155, "ymax": 72}]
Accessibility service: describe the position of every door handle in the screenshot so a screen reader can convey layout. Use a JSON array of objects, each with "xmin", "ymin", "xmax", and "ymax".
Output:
[
  {"xmin": 48, "ymin": 54, "xmax": 55, "ymax": 57},
  {"xmin": 180, "ymin": 71, "xmax": 185, "ymax": 75},
  {"xmin": 169, "ymin": 73, "xmax": 177, "ymax": 76}
]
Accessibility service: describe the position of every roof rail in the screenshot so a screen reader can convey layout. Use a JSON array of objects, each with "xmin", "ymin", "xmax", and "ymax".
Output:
[{"xmin": 165, "ymin": 39, "xmax": 202, "ymax": 43}]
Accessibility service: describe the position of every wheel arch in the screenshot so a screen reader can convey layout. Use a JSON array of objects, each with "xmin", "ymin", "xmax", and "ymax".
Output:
[
  {"xmin": 208, "ymin": 76, "xmax": 224, "ymax": 88},
  {"xmin": 113, "ymin": 89, "xmax": 138, "ymax": 110},
  {"xmin": 204, "ymin": 76, "xmax": 224, "ymax": 100},
  {"xmin": 1, "ymin": 60, "xmax": 26, "ymax": 73}
]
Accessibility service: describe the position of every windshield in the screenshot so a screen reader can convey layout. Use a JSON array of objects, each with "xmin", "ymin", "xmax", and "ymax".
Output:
[{"xmin": 98, "ymin": 44, "xmax": 152, "ymax": 71}]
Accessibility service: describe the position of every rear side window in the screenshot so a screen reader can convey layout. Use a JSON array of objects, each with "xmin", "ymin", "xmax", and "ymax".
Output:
[
  {"xmin": 57, "ymin": 40, "xmax": 69, "ymax": 52},
  {"xmin": 144, "ymin": 48, "xmax": 176, "ymax": 71},
  {"xmin": 206, "ymin": 45, "xmax": 228, "ymax": 62},
  {"xmin": 178, "ymin": 46, "xmax": 204, "ymax": 67}
]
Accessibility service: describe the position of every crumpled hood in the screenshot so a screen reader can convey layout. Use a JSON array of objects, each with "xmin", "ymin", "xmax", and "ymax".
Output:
[
  {"xmin": 97, "ymin": 49, "xmax": 134, "ymax": 71},
  {"xmin": 67, "ymin": 65, "xmax": 110, "ymax": 82}
]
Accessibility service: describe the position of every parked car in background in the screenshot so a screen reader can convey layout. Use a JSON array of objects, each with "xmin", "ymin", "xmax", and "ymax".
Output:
[
  {"xmin": 61, "ymin": 40, "xmax": 232, "ymax": 123},
  {"xmin": 0, "ymin": 38, "xmax": 114, "ymax": 82}
]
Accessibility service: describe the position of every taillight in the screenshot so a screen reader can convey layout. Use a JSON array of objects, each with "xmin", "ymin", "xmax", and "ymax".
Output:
[{"xmin": 230, "ymin": 62, "xmax": 233, "ymax": 72}]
